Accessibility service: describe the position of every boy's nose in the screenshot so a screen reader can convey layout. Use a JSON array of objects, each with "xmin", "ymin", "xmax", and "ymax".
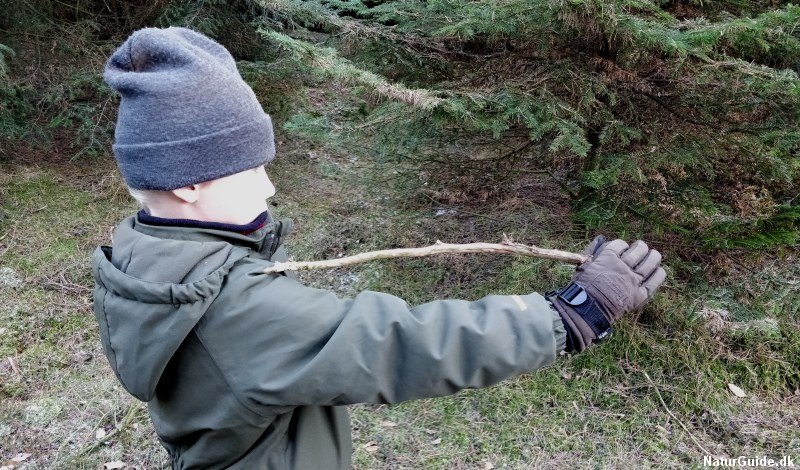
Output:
[{"xmin": 263, "ymin": 173, "xmax": 276, "ymax": 199}]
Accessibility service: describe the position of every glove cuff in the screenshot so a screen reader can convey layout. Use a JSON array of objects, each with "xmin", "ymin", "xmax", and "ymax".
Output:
[{"xmin": 547, "ymin": 282, "xmax": 614, "ymax": 352}]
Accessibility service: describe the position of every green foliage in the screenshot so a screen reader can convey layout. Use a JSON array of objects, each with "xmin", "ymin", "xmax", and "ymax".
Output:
[
  {"xmin": 0, "ymin": 44, "xmax": 34, "ymax": 152},
  {"xmin": 0, "ymin": 82, "xmax": 35, "ymax": 149},
  {"xmin": 0, "ymin": 43, "xmax": 14, "ymax": 79},
  {"xmin": 257, "ymin": 0, "xmax": 342, "ymax": 32},
  {"xmin": 705, "ymin": 204, "xmax": 800, "ymax": 249},
  {"xmin": 42, "ymin": 71, "xmax": 116, "ymax": 158},
  {"xmin": 238, "ymin": 60, "xmax": 317, "ymax": 122},
  {"xmin": 2, "ymin": 0, "xmax": 798, "ymax": 251},
  {"xmin": 1, "ymin": 0, "xmax": 168, "ymax": 37},
  {"xmin": 158, "ymin": 0, "xmax": 267, "ymax": 58},
  {"xmin": 283, "ymin": 112, "xmax": 335, "ymax": 141},
  {"xmin": 252, "ymin": 0, "xmax": 800, "ymax": 253}
]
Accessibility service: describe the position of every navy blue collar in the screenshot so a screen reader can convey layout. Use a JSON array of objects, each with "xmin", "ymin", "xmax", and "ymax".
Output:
[{"xmin": 137, "ymin": 210, "xmax": 270, "ymax": 235}]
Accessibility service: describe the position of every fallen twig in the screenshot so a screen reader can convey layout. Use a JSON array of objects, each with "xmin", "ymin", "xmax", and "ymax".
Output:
[
  {"xmin": 642, "ymin": 370, "xmax": 724, "ymax": 459},
  {"xmin": 263, "ymin": 235, "xmax": 588, "ymax": 274}
]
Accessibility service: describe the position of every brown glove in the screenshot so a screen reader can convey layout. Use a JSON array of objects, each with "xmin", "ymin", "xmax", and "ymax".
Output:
[{"xmin": 547, "ymin": 236, "xmax": 667, "ymax": 352}]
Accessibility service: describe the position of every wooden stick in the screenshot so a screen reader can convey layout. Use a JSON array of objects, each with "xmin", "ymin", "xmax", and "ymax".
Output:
[
  {"xmin": 263, "ymin": 236, "xmax": 588, "ymax": 274},
  {"xmin": 642, "ymin": 370, "xmax": 723, "ymax": 459}
]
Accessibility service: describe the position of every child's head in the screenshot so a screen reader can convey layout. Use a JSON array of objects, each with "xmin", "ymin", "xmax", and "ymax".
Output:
[
  {"xmin": 127, "ymin": 166, "xmax": 275, "ymax": 224},
  {"xmin": 105, "ymin": 27, "xmax": 276, "ymax": 223}
]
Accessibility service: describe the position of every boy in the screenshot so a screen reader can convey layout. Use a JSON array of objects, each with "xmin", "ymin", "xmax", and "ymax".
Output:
[{"xmin": 92, "ymin": 27, "xmax": 666, "ymax": 469}]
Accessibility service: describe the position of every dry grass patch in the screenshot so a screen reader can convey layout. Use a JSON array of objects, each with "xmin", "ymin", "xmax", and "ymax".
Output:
[{"xmin": 2, "ymin": 152, "xmax": 798, "ymax": 469}]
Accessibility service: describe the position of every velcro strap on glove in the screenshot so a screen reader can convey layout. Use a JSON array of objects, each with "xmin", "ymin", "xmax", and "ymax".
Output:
[{"xmin": 550, "ymin": 282, "xmax": 613, "ymax": 342}]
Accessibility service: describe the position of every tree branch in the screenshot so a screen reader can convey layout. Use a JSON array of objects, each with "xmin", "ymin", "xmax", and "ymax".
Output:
[
  {"xmin": 641, "ymin": 91, "xmax": 759, "ymax": 136},
  {"xmin": 263, "ymin": 236, "xmax": 588, "ymax": 274}
]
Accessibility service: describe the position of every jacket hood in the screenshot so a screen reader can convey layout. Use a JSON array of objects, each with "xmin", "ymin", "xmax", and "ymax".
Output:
[{"xmin": 92, "ymin": 216, "xmax": 254, "ymax": 401}]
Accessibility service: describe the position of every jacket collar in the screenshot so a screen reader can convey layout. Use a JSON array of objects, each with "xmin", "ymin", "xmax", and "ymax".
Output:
[
  {"xmin": 130, "ymin": 210, "xmax": 291, "ymax": 258},
  {"xmin": 137, "ymin": 209, "xmax": 270, "ymax": 234}
]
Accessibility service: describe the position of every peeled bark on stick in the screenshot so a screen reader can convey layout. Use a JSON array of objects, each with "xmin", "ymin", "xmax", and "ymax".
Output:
[{"xmin": 263, "ymin": 237, "xmax": 588, "ymax": 274}]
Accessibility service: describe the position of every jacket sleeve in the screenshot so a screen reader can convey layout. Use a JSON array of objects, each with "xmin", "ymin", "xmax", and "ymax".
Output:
[{"xmin": 198, "ymin": 262, "xmax": 567, "ymax": 409}]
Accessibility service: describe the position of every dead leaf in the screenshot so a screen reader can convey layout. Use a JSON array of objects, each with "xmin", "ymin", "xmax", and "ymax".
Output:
[
  {"xmin": 430, "ymin": 438, "xmax": 441, "ymax": 445},
  {"xmin": 95, "ymin": 428, "xmax": 107, "ymax": 440},
  {"xmin": 380, "ymin": 420, "xmax": 397, "ymax": 427},
  {"xmin": 483, "ymin": 461, "xmax": 495, "ymax": 470},
  {"xmin": 728, "ymin": 383, "xmax": 746, "ymax": 398},
  {"xmin": 363, "ymin": 442, "xmax": 378, "ymax": 453},
  {"xmin": 103, "ymin": 461, "xmax": 125, "ymax": 469},
  {"xmin": 71, "ymin": 351, "xmax": 93, "ymax": 364},
  {"xmin": 10, "ymin": 454, "xmax": 31, "ymax": 463},
  {"xmin": 1, "ymin": 453, "xmax": 32, "ymax": 469}
]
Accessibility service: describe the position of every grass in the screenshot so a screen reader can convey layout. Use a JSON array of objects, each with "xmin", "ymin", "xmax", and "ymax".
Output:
[
  {"xmin": 1, "ymin": 117, "xmax": 799, "ymax": 470},
  {"xmin": 0, "ymin": 164, "xmax": 162, "ymax": 469},
  {"xmin": 0, "ymin": 114, "xmax": 800, "ymax": 470}
]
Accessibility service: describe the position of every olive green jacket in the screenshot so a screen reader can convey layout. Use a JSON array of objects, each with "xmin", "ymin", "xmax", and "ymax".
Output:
[{"xmin": 91, "ymin": 214, "xmax": 567, "ymax": 469}]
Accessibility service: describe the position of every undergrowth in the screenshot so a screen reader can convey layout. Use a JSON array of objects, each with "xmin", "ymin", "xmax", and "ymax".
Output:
[{"xmin": 1, "ymin": 138, "xmax": 798, "ymax": 468}]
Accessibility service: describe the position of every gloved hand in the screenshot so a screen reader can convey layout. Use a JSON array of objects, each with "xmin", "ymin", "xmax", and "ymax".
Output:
[{"xmin": 547, "ymin": 236, "xmax": 667, "ymax": 352}]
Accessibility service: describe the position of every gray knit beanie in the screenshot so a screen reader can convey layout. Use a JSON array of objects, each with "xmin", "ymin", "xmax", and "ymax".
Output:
[{"xmin": 104, "ymin": 27, "xmax": 275, "ymax": 190}]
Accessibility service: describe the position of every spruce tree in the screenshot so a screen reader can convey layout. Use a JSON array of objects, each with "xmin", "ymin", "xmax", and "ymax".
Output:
[
  {"xmin": 250, "ymin": 0, "xmax": 800, "ymax": 251},
  {"xmin": 2, "ymin": 0, "xmax": 798, "ymax": 250}
]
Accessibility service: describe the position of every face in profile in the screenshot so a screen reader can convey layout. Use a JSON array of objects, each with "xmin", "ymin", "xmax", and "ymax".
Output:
[{"xmin": 193, "ymin": 165, "xmax": 276, "ymax": 224}]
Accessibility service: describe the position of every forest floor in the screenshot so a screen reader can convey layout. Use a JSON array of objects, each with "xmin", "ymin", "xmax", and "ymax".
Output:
[{"xmin": 1, "ymin": 120, "xmax": 799, "ymax": 469}]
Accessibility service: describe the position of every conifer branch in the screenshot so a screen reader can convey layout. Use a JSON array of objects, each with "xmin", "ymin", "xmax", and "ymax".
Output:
[
  {"xmin": 259, "ymin": 29, "xmax": 445, "ymax": 110},
  {"xmin": 263, "ymin": 236, "xmax": 588, "ymax": 274}
]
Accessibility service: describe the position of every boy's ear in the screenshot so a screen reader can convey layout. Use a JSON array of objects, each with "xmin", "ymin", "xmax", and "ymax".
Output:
[{"xmin": 171, "ymin": 184, "xmax": 201, "ymax": 204}]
